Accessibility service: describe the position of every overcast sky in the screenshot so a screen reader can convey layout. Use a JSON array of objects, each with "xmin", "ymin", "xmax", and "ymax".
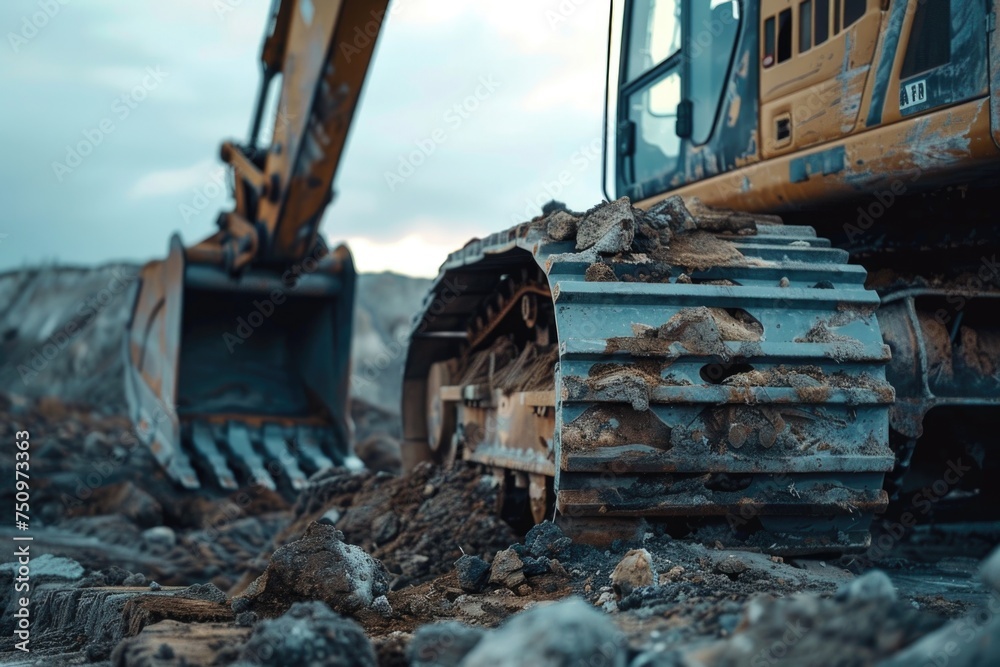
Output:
[{"xmin": 0, "ymin": 0, "xmax": 610, "ymax": 277}]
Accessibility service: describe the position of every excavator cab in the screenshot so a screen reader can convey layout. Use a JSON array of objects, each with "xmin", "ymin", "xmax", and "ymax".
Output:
[{"xmin": 124, "ymin": 0, "xmax": 388, "ymax": 493}]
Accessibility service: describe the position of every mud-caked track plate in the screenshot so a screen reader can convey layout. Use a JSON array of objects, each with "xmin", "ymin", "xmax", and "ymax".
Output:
[{"xmin": 404, "ymin": 204, "xmax": 894, "ymax": 554}]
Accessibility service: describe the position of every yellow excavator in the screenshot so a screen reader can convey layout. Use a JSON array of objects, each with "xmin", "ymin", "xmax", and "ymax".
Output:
[
  {"xmin": 127, "ymin": 0, "xmax": 1000, "ymax": 553},
  {"xmin": 400, "ymin": 0, "xmax": 1000, "ymax": 552},
  {"xmin": 124, "ymin": 0, "xmax": 388, "ymax": 492}
]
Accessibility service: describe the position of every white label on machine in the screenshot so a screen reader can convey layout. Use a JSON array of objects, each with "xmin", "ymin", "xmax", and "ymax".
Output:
[
  {"xmin": 300, "ymin": 0, "xmax": 314, "ymax": 25},
  {"xmin": 900, "ymin": 79, "xmax": 927, "ymax": 111}
]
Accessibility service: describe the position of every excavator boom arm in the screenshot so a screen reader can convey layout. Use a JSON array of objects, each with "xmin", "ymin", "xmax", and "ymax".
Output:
[{"xmin": 214, "ymin": 0, "xmax": 389, "ymax": 268}]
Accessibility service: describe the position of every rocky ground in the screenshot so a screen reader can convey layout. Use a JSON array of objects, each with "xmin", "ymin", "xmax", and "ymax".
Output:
[
  {"xmin": 2, "ymin": 393, "xmax": 999, "ymax": 666},
  {"xmin": 2, "ymin": 209, "xmax": 1000, "ymax": 666}
]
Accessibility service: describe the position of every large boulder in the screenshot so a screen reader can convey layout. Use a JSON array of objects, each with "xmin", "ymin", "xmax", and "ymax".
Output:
[
  {"xmin": 236, "ymin": 601, "xmax": 376, "ymax": 667},
  {"xmin": 234, "ymin": 522, "xmax": 388, "ymax": 618},
  {"xmin": 461, "ymin": 597, "xmax": 627, "ymax": 667}
]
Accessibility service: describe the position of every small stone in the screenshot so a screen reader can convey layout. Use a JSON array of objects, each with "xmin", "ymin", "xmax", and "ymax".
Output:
[
  {"xmin": 182, "ymin": 583, "xmax": 227, "ymax": 603},
  {"xmin": 576, "ymin": 197, "xmax": 636, "ymax": 254},
  {"xmin": 231, "ymin": 597, "xmax": 250, "ymax": 613},
  {"xmin": 663, "ymin": 566, "xmax": 685, "ymax": 581},
  {"xmin": 142, "ymin": 526, "xmax": 176, "ymax": 549},
  {"xmin": 408, "ymin": 621, "xmax": 485, "ymax": 667},
  {"xmin": 455, "ymin": 554, "xmax": 490, "ymax": 593},
  {"xmin": 489, "ymin": 549, "xmax": 526, "ymax": 590},
  {"xmin": 522, "ymin": 556, "xmax": 551, "ymax": 577},
  {"xmin": 319, "ymin": 508, "xmax": 342, "ymax": 526},
  {"xmin": 238, "ymin": 601, "xmax": 376, "ymax": 667},
  {"xmin": 514, "ymin": 583, "xmax": 532, "ymax": 597},
  {"xmin": 149, "ymin": 581, "xmax": 162, "ymax": 592},
  {"xmin": 372, "ymin": 595, "xmax": 392, "ymax": 618},
  {"xmin": 154, "ymin": 643, "xmax": 174, "ymax": 660},
  {"xmin": 423, "ymin": 483, "xmax": 436, "ymax": 497},
  {"xmin": 779, "ymin": 276, "xmax": 790, "ymax": 287},
  {"xmin": 714, "ymin": 555, "xmax": 751, "ymax": 578},
  {"xmin": 646, "ymin": 195, "xmax": 697, "ymax": 233},
  {"xmin": 525, "ymin": 521, "xmax": 572, "ymax": 558},
  {"xmin": 585, "ymin": 263, "xmax": 617, "ymax": 282},
  {"xmin": 235, "ymin": 611, "xmax": 258, "ymax": 627},
  {"xmin": 835, "ymin": 570, "xmax": 897, "ymax": 604},
  {"xmin": 122, "ymin": 572, "xmax": 147, "ymax": 587},
  {"xmin": 371, "ymin": 512, "xmax": 400, "ymax": 544},
  {"xmin": 546, "ymin": 210, "xmax": 579, "ymax": 241},
  {"xmin": 611, "ymin": 549, "xmax": 657, "ymax": 599}
]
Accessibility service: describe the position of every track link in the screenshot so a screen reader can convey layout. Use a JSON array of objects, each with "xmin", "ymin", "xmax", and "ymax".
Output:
[{"xmin": 403, "ymin": 201, "xmax": 894, "ymax": 554}]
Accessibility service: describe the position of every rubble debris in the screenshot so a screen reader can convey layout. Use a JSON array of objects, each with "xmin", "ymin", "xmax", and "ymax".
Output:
[
  {"xmin": 714, "ymin": 554, "xmax": 751, "ymax": 579},
  {"xmin": 461, "ymin": 597, "xmax": 627, "ymax": 667},
  {"xmin": 408, "ymin": 620, "xmax": 486, "ymax": 667},
  {"xmin": 546, "ymin": 210, "xmax": 580, "ymax": 241},
  {"xmin": 456, "ymin": 554, "xmax": 491, "ymax": 593},
  {"xmin": 283, "ymin": 463, "xmax": 516, "ymax": 588},
  {"xmin": 645, "ymin": 195, "xmax": 697, "ymax": 234},
  {"xmin": 690, "ymin": 571, "xmax": 941, "ymax": 666},
  {"xmin": 576, "ymin": 197, "xmax": 636, "ymax": 254},
  {"xmin": 585, "ymin": 262, "xmax": 618, "ymax": 282},
  {"xmin": 525, "ymin": 521, "xmax": 573, "ymax": 559},
  {"xmin": 489, "ymin": 548, "xmax": 527, "ymax": 590},
  {"xmin": 236, "ymin": 601, "xmax": 377, "ymax": 667},
  {"xmin": 611, "ymin": 549, "xmax": 657, "ymax": 599},
  {"xmin": 235, "ymin": 522, "xmax": 389, "ymax": 618},
  {"xmin": 684, "ymin": 197, "xmax": 765, "ymax": 233}
]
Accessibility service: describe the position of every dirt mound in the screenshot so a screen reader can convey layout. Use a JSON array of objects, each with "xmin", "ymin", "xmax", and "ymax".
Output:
[{"xmin": 280, "ymin": 463, "xmax": 518, "ymax": 590}]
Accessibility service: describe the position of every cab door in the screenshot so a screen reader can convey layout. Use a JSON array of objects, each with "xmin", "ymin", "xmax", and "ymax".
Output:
[{"xmin": 610, "ymin": 0, "xmax": 744, "ymax": 201}]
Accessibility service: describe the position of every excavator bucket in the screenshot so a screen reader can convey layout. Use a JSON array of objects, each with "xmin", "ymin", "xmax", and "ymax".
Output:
[
  {"xmin": 122, "ymin": 0, "xmax": 388, "ymax": 492},
  {"xmin": 124, "ymin": 234, "xmax": 356, "ymax": 492}
]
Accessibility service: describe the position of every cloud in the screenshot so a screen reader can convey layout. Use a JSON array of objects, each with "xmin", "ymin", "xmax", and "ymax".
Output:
[
  {"xmin": 333, "ymin": 232, "xmax": 455, "ymax": 278},
  {"xmin": 128, "ymin": 159, "xmax": 220, "ymax": 199},
  {"xmin": 2, "ymin": 1, "xmax": 610, "ymax": 277}
]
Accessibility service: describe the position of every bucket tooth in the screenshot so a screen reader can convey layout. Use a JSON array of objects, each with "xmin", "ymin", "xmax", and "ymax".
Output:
[
  {"xmin": 190, "ymin": 422, "xmax": 239, "ymax": 490},
  {"xmin": 295, "ymin": 426, "xmax": 336, "ymax": 474},
  {"xmin": 262, "ymin": 424, "xmax": 308, "ymax": 490},
  {"xmin": 166, "ymin": 449, "xmax": 202, "ymax": 490},
  {"xmin": 226, "ymin": 422, "xmax": 276, "ymax": 490}
]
